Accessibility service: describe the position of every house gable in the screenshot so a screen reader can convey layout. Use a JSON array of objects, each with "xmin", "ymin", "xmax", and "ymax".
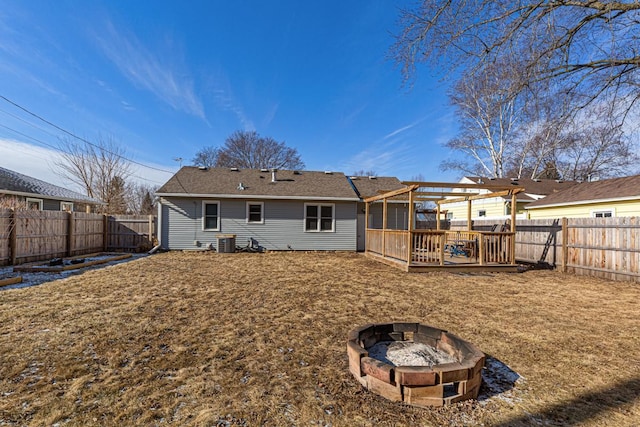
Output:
[{"xmin": 0, "ymin": 166, "xmax": 102, "ymax": 210}]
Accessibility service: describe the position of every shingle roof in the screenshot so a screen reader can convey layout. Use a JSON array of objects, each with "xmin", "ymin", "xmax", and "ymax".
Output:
[
  {"xmin": 156, "ymin": 167, "xmax": 361, "ymax": 200},
  {"xmin": 0, "ymin": 166, "xmax": 102, "ymax": 204},
  {"xmin": 463, "ymin": 176, "xmax": 578, "ymax": 201},
  {"xmin": 348, "ymin": 176, "xmax": 406, "ymax": 199},
  {"xmin": 526, "ymin": 174, "xmax": 640, "ymax": 209}
]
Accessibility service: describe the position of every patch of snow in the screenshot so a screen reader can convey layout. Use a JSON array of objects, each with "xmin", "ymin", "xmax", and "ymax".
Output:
[
  {"xmin": 0, "ymin": 254, "xmax": 146, "ymax": 291},
  {"xmin": 479, "ymin": 356, "xmax": 526, "ymax": 404},
  {"xmin": 367, "ymin": 341, "xmax": 456, "ymax": 367}
]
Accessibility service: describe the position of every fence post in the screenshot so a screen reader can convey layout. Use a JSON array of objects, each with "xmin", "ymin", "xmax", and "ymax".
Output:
[
  {"xmin": 103, "ymin": 215, "xmax": 109, "ymax": 252},
  {"xmin": 67, "ymin": 211, "xmax": 75, "ymax": 257},
  {"xmin": 407, "ymin": 190, "xmax": 414, "ymax": 266},
  {"xmin": 9, "ymin": 208, "xmax": 17, "ymax": 265},
  {"xmin": 561, "ymin": 217, "xmax": 568, "ymax": 273}
]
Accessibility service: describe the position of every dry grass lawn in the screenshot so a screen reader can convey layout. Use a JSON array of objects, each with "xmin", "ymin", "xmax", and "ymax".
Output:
[{"xmin": 1, "ymin": 251, "xmax": 639, "ymax": 426}]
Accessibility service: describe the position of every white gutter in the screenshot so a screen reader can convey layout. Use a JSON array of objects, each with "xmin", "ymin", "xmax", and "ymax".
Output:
[
  {"xmin": 0, "ymin": 189, "xmax": 105, "ymax": 204},
  {"xmin": 155, "ymin": 192, "xmax": 360, "ymax": 202},
  {"xmin": 526, "ymin": 194, "xmax": 640, "ymax": 210}
]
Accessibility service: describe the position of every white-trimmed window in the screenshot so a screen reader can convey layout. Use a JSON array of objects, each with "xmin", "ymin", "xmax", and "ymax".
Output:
[
  {"xmin": 478, "ymin": 209, "xmax": 486, "ymax": 217},
  {"xmin": 26, "ymin": 198, "xmax": 43, "ymax": 210},
  {"xmin": 305, "ymin": 203, "xmax": 334, "ymax": 232},
  {"xmin": 246, "ymin": 202, "xmax": 264, "ymax": 224},
  {"xmin": 202, "ymin": 201, "xmax": 220, "ymax": 230},
  {"xmin": 61, "ymin": 201, "xmax": 74, "ymax": 212},
  {"xmin": 592, "ymin": 209, "xmax": 614, "ymax": 218}
]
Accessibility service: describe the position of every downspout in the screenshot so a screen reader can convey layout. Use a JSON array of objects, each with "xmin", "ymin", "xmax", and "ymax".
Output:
[{"xmin": 156, "ymin": 198, "xmax": 163, "ymax": 249}]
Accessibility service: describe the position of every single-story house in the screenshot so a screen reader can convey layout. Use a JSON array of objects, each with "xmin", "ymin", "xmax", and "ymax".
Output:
[
  {"xmin": 0, "ymin": 166, "xmax": 102, "ymax": 212},
  {"xmin": 526, "ymin": 174, "xmax": 640, "ymax": 219},
  {"xmin": 156, "ymin": 166, "xmax": 371, "ymax": 251},
  {"xmin": 443, "ymin": 176, "xmax": 578, "ymax": 220}
]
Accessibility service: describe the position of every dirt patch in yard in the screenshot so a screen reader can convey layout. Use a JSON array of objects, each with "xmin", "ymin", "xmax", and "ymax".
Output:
[{"xmin": 0, "ymin": 251, "xmax": 638, "ymax": 426}]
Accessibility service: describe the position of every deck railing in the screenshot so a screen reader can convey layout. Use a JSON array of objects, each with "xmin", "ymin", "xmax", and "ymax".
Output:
[{"xmin": 366, "ymin": 228, "xmax": 515, "ymax": 265}]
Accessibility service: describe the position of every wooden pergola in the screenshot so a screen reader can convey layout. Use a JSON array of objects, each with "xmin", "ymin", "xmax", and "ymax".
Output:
[{"xmin": 363, "ymin": 181, "xmax": 525, "ymax": 272}]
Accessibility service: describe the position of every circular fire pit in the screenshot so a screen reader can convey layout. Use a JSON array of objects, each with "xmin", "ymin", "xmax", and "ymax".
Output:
[{"xmin": 347, "ymin": 322, "xmax": 485, "ymax": 407}]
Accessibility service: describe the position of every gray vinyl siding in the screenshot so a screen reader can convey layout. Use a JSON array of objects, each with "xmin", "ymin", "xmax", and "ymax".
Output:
[
  {"xmin": 160, "ymin": 197, "xmax": 357, "ymax": 251},
  {"xmin": 367, "ymin": 202, "xmax": 409, "ymax": 230}
]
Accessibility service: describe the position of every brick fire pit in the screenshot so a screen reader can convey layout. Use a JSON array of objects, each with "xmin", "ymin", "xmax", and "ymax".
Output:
[{"xmin": 347, "ymin": 322, "xmax": 485, "ymax": 407}]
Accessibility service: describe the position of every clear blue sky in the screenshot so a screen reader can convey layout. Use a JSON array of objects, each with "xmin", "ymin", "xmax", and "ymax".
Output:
[{"xmin": 0, "ymin": 0, "xmax": 460, "ymax": 190}]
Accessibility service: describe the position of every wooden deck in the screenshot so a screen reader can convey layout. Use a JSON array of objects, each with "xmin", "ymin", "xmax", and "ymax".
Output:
[{"xmin": 366, "ymin": 229, "xmax": 522, "ymax": 273}]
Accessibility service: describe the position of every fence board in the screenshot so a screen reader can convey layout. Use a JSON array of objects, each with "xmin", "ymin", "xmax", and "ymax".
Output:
[
  {"xmin": 564, "ymin": 217, "xmax": 640, "ymax": 282},
  {"xmin": 72, "ymin": 212, "xmax": 105, "ymax": 256},
  {"xmin": 0, "ymin": 210, "xmax": 157, "ymax": 266},
  {"xmin": 0, "ymin": 208, "xmax": 12, "ymax": 265},
  {"xmin": 107, "ymin": 215, "xmax": 156, "ymax": 251},
  {"xmin": 451, "ymin": 217, "xmax": 640, "ymax": 282}
]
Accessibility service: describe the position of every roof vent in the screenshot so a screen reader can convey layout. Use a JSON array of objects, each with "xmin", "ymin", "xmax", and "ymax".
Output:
[
  {"xmin": 510, "ymin": 177, "xmax": 518, "ymax": 181},
  {"xmin": 237, "ymin": 182, "xmax": 245, "ymax": 191},
  {"xmin": 293, "ymin": 170, "xmax": 301, "ymax": 175},
  {"xmin": 230, "ymin": 167, "xmax": 239, "ymax": 171},
  {"xmin": 368, "ymin": 176, "xmax": 376, "ymax": 180},
  {"xmin": 555, "ymin": 179, "xmax": 563, "ymax": 183},
  {"xmin": 489, "ymin": 177, "xmax": 495, "ymax": 180},
  {"xmin": 198, "ymin": 166, "xmax": 208, "ymax": 171},
  {"xmin": 510, "ymin": 181, "xmax": 519, "ymax": 185},
  {"xmin": 324, "ymin": 171, "xmax": 333, "ymax": 174},
  {"xmin": 271, "ymin": 168, "xmax": 278, "ymax": 183},
  {"xmin": 477, "ymin": 178, "xmax": 484, "ymax": 184},
  {"xmin": 349, "ymin": 176, "xmax": 358, "ymax": 180},
  {"xmin": 533, "ymin": 178, "xmax": 541, "ymax": 182},
  {"xmin": 260, "ymin": 168, "xmax": 268, "ymax": 172}
]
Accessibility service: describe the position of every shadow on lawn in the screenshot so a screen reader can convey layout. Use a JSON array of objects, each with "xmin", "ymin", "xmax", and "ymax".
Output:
[{"xmin": 491, "ymin": 376, "xmax": 640, "ymax": 426}]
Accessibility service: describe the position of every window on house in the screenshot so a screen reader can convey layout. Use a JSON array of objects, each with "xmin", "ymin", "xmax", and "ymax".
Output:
[
  {"xmin": 478, "ymin": 210, "xmax": 486, "ymax": 217},
  {"xmin": 305, "ymin": 204, "xmax": 334, "ymax": 232},
  {"xmin": 446, "ymin": 212, "xmax": 453, "ymax": 220},
  {"xmin": 26, "ymin": 198, "xmax": 43, "ymax": 210},
  {"xmin": 592, "ymin": 210, "xmax": 613, "ymax": 218},
  {"xmin": 202, "ymin": 201, "xmax": 220, "ymax": 230},
  {"xmin": 61, "ymin": 202, "xmax": 74, "ymax": 212},
  {"xmin": 247, "ymin": 202, "xmax": 264, "ymax": 223}
]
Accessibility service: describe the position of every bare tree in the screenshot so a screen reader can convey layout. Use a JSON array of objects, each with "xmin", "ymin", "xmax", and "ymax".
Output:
[
  {"xmin": 352, "ymin": 169, "xmax": 377, "ymax": 177},
  {"xmin": 192, "ymin": 146, "xmax": 219, "ymax": 168},
  {"xmin": 212, "ymin": 131, "xmax": 305, "ymax": 170},
  {"xmin": 392, "ymin": 1, "xmax": 640, "ymax": 119},
  {"xmin": 439, "ymin": 60, "xmax": 525, "ymax": 178},
  {"xmin": 430, "ymin": 33, "xmax": 638, "ymax": 180},
  {"xmin": 106, "ymin": 176, "xmax": 128, "ymax": 214},
  {"xmin": 554, "ymin": 105, "xmax": 639, "ymax": 180},
  {"xmin": 505, "ymin": 87, "xmax": 576, "ymax": 179},
  {"xmin": 126, "ymin": 182, "xmax": 158, "ymax": 215},
  {"xmin": 54, "ymin": 135, "xmax": 132, "ymax": 213}
]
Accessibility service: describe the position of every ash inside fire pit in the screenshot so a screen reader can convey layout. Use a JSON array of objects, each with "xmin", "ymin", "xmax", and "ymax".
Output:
[
  {"xmin": 347, "ymin": 322, "xmax": 485, "ymax": 407},
  {"xmin": 368, "ymin": 341, "xmax": 456, "ymax": 367}
]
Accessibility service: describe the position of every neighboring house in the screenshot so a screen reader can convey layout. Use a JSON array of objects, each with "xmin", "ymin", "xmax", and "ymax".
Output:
[
  {"xmin": 443, "ymin": 176, "xmax": 578, "ymax": 221},
  {"xmin": 526, "ymin": 174, "xmax": 640, "ymax": 219},
  {"xmin": 347, "ymin": 175, "xmax": 406, "ymax": 251},
  {"xmin": 155, "ymin": 167, "xmax": 362, "ymax": 251},
  {"xmin": 0, "ymin": 166, "xmax": 102, "ymax": 212}
]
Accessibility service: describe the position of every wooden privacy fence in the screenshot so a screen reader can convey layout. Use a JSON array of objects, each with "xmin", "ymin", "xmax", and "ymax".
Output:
[
  {"xmin": 0, "ymin": 208, "xmax": 157, "ymax": 266},
  {"xmin": 453, "ymin": 217, "xmax": 640, "ymax": 283}
]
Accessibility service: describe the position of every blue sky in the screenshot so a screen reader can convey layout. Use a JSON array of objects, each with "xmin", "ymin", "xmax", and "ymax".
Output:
[{"xmin": 0, "ymin": 0, "xmax": 459, "ymax": 191}]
